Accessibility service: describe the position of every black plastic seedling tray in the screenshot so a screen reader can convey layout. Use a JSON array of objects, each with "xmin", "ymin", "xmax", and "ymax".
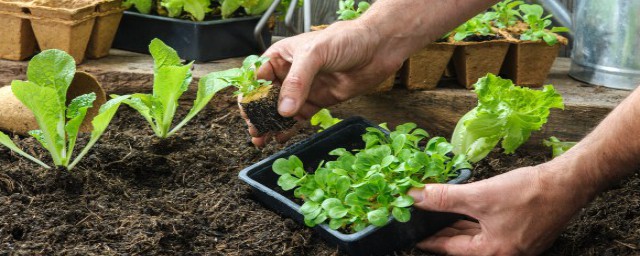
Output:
[
  {"xmin": 112, "ymin": 11, "xmax": 272, "ymax": 62},
  {"xmin": 239, "ymin": 116, "xmax": 472, "ymax": 256}
]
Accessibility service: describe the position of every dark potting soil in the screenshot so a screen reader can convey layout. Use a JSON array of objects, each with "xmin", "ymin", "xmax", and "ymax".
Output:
[
  {"xmin": 0, "ymin": 97, "xmax": 638, "ymax": 255},
  {"xmin": 463, "ymin": 34, "xmax": 504, "ymax": 42}
]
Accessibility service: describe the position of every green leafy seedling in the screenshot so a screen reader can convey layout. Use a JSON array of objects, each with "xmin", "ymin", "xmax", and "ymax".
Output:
[
  {"xmin": 310, "ymin": 108, "xmax": 342, "ymax": 132},
  {"xmin": 118, "ymin": 38, "xmax": 229, "ymax": 138},
  {"xmin": 217, "ymin": 55, "xmax": 272, "ymax": 96},
  {"xmin": 161, "ymin": 0, "xmax": 212, "ymax": 21},
  {"xmin": 123, "ymin": 0, "xmax": 153, "ymax": 14},
  {"xmin": 0, "ymin": 50, "xmax": 128, "ymax": 171},
  {"xmin": 543, "ymin": 136, "xmax": 576, "ymax": 158},
  {"xmin": 452, "ymin": 12, "xmax": 499, "ymax": 42},
  {"xmin": 221, "ymin": 0, "xmax": 275, "ymax": 19},
  {"xmin": 451, "ymin": 74, "xmax": 565, "ymax": 163},
  {"xmin": 336, "ymin": 0, "xmax": 370, "ymax": 21},
  {"xmin": 488, "ymin": 0, "xmax": 524, "ymax": 28},
  {"xmin": 273, "ymin": 123, "xmax": 471, "ymax": 233},
  {"xmin": 517, "ymin": 4, "xmax": 570, "ymax": 45}
]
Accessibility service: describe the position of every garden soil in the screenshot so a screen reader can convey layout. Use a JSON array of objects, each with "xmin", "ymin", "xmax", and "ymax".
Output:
[{"xmin": 0, "ymin": 96, "xmax": 638, "ymax": 255}]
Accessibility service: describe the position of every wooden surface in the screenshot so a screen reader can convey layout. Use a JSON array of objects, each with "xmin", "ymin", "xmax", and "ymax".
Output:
[{"xmin": 0, "ymin": 50, "xmax": 630, "ymax": 149}]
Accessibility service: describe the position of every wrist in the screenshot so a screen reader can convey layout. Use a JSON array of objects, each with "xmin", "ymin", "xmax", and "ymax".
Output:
[{"xmin": 536, "ymin": 156, "xmax": 600, "ymax": 209}]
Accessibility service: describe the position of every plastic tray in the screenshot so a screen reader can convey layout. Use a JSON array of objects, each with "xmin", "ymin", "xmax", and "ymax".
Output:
[
  {"xmin": 112, "ymin": 11, "xmax": 271, "ymax": 62},
  {"xmin": 239, "ymin": 116, "xmax": 472, "ymax": 256}
]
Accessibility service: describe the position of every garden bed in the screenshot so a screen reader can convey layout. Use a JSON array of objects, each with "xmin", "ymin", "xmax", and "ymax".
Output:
[{"xmin": 0, "ymin": 92, "xmax": 638, "ymax": 255}]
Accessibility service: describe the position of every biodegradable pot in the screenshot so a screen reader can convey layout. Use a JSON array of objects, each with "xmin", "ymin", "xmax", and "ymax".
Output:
[
  {"xmin": 239, "ymin": 85, "xmax": 296, "ymax": 135},
  {"xmin": 112, "ymin": 11, "xmax": 272, "ymax": 62},
  {"xmin": 402, "ymin": 43, "xmax": 456, "ymax": 90},
  {"xmin": 0, "ymin": 71, "xmax": 107, "ymax": 135},
  {"xmin": 86, "ymin": 0, "xmax": 125, "ymax": 59},
  {"xmin": 452, "ymin": 39, "xmax": 510, "ymax": 89},
  {"xmin": 239, "ymin": 116, "xmax": 472, "ymax": 256},
  {"xmin": 0, "ymin": 3, "xmax": 37, "ymax": 61},
  {"xmin": 500, "ymin": 33, "xmax": 567, "ymax": 87},
  {"xmin": 30, "ymin": 17, "xmax": 96, "ymax": 64},
  {"xmin": 370, "ymin": 74, "xmax": 396, "ymax": 93}
]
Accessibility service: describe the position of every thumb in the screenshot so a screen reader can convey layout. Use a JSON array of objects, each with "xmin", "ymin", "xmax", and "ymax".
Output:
[
  {"xmin": 408, "ymin": 184, "xmax": 472, "ymax": 216},
  {"xmin": 278, "ymin": 49, "xmax": 322, "ymax": 117}
]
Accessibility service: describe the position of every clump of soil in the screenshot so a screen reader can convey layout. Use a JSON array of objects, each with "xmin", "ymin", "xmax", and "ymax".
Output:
[{"xmin": 0, "ymin": 96, "xmax": 638, "ymax": 255}]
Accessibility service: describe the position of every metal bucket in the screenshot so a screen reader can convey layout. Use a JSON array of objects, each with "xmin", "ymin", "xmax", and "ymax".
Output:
[{"xmin": 539, "ymin": 0, "xmax": 640, "ymax": 90}]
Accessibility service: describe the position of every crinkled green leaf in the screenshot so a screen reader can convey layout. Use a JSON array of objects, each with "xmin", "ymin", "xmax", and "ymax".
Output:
[
  {"xmin": 149, "ymin": 38, "xmax": 182, "ymax": 71},
  {"xmin": 26, "ymin": 49, "xmax": 75, "ymax": 106}
]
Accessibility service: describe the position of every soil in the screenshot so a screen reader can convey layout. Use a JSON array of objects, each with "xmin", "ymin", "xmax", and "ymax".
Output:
[
  {"xmin": 462, "ymin": 34, "xmax": 504, "ymax": 42},
  {"xmin": 0, "ymin": 97, "xmax": 639, "ymax": 255},
  {"xmin": 240, "ymin": 85, "xmax": 296, "ymax": 135}
]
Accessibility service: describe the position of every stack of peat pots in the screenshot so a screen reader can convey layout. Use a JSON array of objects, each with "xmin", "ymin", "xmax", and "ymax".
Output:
[{"xmin": 0, "ymin": 0, "xmax": 125, "ymax": 63}]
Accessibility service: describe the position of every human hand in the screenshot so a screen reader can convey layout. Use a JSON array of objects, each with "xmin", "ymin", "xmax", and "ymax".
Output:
[
  {"xmin": 408, "ymin": 164, "xmax": 593, "ymax": 255},
  {"xmin": 242, "ymin": 20, "xmax": 405, "ymax": 147}
]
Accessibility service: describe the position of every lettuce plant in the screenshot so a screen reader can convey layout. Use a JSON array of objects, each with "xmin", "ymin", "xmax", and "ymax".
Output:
[
  {"xmin": 336, "ymin": 0, "xmax": 370, "ymax": 21},
  {"xmin": 217, "ymin": 55, "xmax": 272, "ymax": 96},
  {"xmin": 162, "ymin": 0, "xmax": 212, "ymax": 21},
  {"xmin": 0, "ymin": 50, "xmax": 128, "ymax": 170},
  {"xmin": 517, "ymin": 4, "xmax": 570, "ymax": 45},
  {"xmin": 274, "ymin": 123, "xmax": 471, "ymax": 233},
  {"xmin": 118, "ymin": 39, "xmax": 229, "ymax": 138},
  {"xmin": 221, "ymin": 0, "xmax": 274, "ymax": 19},
  {"xmin": 543, "ymin": 136, "xmax": 576, "ymax": 158},
  {"xmin": 451, "ymin": 74, "xmax": 565, "ymax": 163},
  {"xmin": 488, "ymin": 0, "xmax": 524, "ymax": 28},
  {"xmin": 123, "ymin": 0, "xmax": 153, "ymax": 14},
  {"xmin": 452, "ymin": 12, "xmax": 499, "ymax": 41},
  {"xmin": 310, "ymin": 108, "xmax": 342, "ymax": 132}
]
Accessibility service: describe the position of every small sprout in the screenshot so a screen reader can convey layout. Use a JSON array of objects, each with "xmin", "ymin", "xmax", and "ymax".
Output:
[
  {"xmin": 336, "ymin": 0, "xmax": 370, "ymax": 21},
  {"xmin": 517, "ymin": 4, "xmax": 570, "ymax": 45},
  {"xmin": 488, "ymin": 0, "xmax": 524, "ymax": 28},
  {"xmin": 452, "ymin": 12, "xmax": 499, "ymax": 41},
  {"xmin": 543, "ymin": 136, "xmax": 576, "ymax": 158},
  {"xmin": 310, "ymin": 108, "xmax": 342, "ymax": 132}
]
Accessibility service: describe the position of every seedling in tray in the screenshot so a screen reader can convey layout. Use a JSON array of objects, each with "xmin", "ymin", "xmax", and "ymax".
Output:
[
  {"xmin": 0, "ymin": 50, "xmax": 128, "ymax": 171},
  {"xmin": 517, "ymin": 4, "xmax": 570, "ymax": 45}
]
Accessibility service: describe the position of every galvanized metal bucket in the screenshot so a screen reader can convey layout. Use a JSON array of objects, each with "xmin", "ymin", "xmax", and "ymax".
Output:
[{"xmin": 540, "ymin": 0, "xmax": 640, "ymax": 90}]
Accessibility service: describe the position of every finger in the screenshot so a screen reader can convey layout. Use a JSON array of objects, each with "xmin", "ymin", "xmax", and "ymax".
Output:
[
  {"xmin": 450, "ymin": 220, "xmax": 481, "ymax": 230},
  {"xmin": 408, "ymin": 184, "xmax": 474, "ymax": 216},
  {"xmin": 297, "ymin": 102, "xmax": 322, "ymax": 120},
  {"xmin": 417, "ymin": 234, "xmax": 482, "ymax": 256},
  {"xmin": 256, "ymin": 57, "xmax": 277, "ymax": 82},
  {"xmin": 252, "ymin": 137, "xmax": 266, "ymax": 148},
  {"xmin": 278, "ymin": 46, "xmax": 323, "ymax": 117}
]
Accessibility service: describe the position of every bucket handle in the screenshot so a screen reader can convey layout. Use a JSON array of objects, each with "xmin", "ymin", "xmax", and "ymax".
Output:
[{"xmin": 254, "ymin": 0, "xmax": 282, "ymax": 52}]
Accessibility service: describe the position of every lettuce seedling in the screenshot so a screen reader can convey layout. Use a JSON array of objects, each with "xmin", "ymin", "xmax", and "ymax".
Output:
[
  {"xmin": 310, "ymin": 108, "xmax": 342, "ymax": 132},
  {"xmin": 336, "ymin": 0, "xmax": 370, "ymax": 21},
  {"xmin": 118, "ymin": 39, "xmax": 229, "ymax": 138},
  {"xmin": 488, "ymin": 0, "xmax": 524, "ymax": 28},
  {"xmin": 451, "ymin": 74, "xmax": 564, "ymax": 163},
  {"xmin": 161, "ymin": 0, "xmax": 212, "ymax": 21},
  {"xmin": 452, "ymin": 12, "xmax": 499, "ymax": 41},
  {"xmin": 221, "ymin": 0, "xmax": 274, "ymax": 19},
  {"xmin": 273, "ymin": 123, "xmax": 471, "ymax": 233},
  {"xmin": 0, "ymin": 50, "xmax": 128, "ymax": 171},
  {"xmin": 123, "ymin": 0, "xmax": 153, "ymax": 14},
  {"xmin": 543, "ymin": 136, "xmax": 576, "ymax": 158},
  {"xmin": 517, "ymin": 4, "xmax": 570, "ymax": 45}
]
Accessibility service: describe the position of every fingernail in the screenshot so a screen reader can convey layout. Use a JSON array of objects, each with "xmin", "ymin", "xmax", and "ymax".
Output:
[
  {"xmin": 279, "ymin": 97, "xmax": 296, "ymax": 116},
  {"xmin": 408, "ymin": 188, "xmax": 424, "ymax": 203}
]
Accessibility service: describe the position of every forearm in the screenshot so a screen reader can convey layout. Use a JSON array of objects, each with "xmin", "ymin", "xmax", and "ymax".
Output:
[
  {"xmin": 547, "ymin": 88, "xmax": 640, "ymax": 202},
  {"xmin": 356, "ymin": 0, "xmax": 499, "ymax": 63}
]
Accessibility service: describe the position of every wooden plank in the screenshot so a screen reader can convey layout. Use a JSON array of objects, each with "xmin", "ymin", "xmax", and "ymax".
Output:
[{"xmin": 0, "ymin": 50, "xmax": 629, "ymax": 150}]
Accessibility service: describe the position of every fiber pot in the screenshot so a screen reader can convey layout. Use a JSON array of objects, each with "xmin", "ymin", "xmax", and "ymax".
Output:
[
  {"xmin": 452, "ymin": 39, "xmax": 510, "ymax": 89},
  {"xmin": 0, "ymin": 71, "xmax": 107, "ymax": 135},
  {"xmin": 239, "ymin": 116, "xmax": 472, "ymax": 256},
  {"xmin": 86, "ymin": 0, "xmax": 125, "ymax": 59},
  {"xmin": 0, "ymin": 3, "xmax": 37, "ymax": 60},
  {"xmin": 500, "ymin": 33, "xmax": 568, "ymax": 87},
  {"xmin": 401, "ymin": 42, "xmax": 456, "ymax": 90}
]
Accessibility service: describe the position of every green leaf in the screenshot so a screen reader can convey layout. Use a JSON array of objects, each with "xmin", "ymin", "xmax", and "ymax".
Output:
[
  {"xmin": 0, "ymin": 131, "xmax": 50, "ymax": 169},
  {"xmin": 328, "ymin": 205, "xmax": 348, "ymax": 219},
  {"xmin": 221, "ymin": 0, "xmax": 242, "ymax": 18},
  {"xmin": 123, "ymin": 0, "xmax": 153, "ymax": 13},
  {"xmin": 543, "ymin": 136, "xmax": 576, "ymax": 158},
  {"xmin": 153, "ymin": 64, "xmax": 193, "ymax": 137},
  {"xmin": 244, "ymin": 0, "xmax": 273, "ymax": 15},
  {"xmin": 65, "ymin": 93, "xmax": 96, "ymax": 162},
  {"xmin": 310, "ymin": 108, "xmax": 342, "ymax": 132},
  {"xmin": 367, "ymin": 208, "xmax": 389, "ymax": 227},
  {"xmin": 300, "ymin": 201, "xmax": 322, "ymax": 219},
  {"xmin": 27, "ymin": 49, "xmax": 75, "ymax": 106},
  {"xmin": 392, "ymin": 194, "xmax": 414, "ymax": 208},
  {"xmin": 321, "ymin": 198, "xmax": 342, "ymax": 210},
  {"xmin": 392, "ymin": 207, "xmax": 411, "ymax": 222},
  {"xmin": 329, "ymin": 218, "xmax": 345, "ymax": 230},
  {"xmin": 149, "ymin": 38, "xmax": 182, "ymax": 71},
  {"xmin": 28, "ymin": 130, "xmax": 47, "ymax": 148},
  {"xmin": 277, "ymin": 174, "xmax": 300, "ymax": 191},
  {"xmin": 309, "ymin": 188, "xmax": 325, "ymax": 202},
  {"xmin": 183, "ymin": 0, "xmax": 212, "ymax": 21}
]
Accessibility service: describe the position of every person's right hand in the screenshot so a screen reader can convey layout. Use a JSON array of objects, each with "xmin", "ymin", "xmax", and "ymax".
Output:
[{"xmin": 243, "ymin": 19, "xmax": 406, "ymax": 147}]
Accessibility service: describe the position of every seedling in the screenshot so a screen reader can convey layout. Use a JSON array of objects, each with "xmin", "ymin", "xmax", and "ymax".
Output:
[
  {"xmin": 451, "ymin": 74, "xmax": 565, "ymax": 162},
  {"xmin": 543, "ymin": 136, "xmax": 576, "ymax": 158},
  {"xmin": 123, "ymin": 0, "xmax": 153, "ymax": 14},
  {"xmin": 0, "ymin": 50, "xmax": 128, "ymax": 171},
  {"xmin": 210, "ymin": 55, "xmax": 296, "ymax": 134},
  {"xmin": 488, "ymin": 0, "xmax": 524, "ymax": 28},
  {"xmin": 118, "ymin": 38, "xmax": 228, "ymax": 138},
  {"xmin": 273, "ymin": 123, "xmax": 471, "ymax": 233},
  {"xmin": 161, "ymin": 0, "xmax": 212, "ymax": 21},
  {"xmin": 221, "ymin": 0, "xmax": 275, "ymax": 19},
  {"xmin": 310, "ymin": 108, "xmax": 342, "ymax": 132},
  {"xmin": 517, "ymin": 4, "xmax": 570, "ymax": 45},
  {"xmin": 452, "ymin": 12, "xmax": 499, "ymax": 41},
  {"xmin": 336, "ymin": 0, "xmax": 370, "ymax": 21}
]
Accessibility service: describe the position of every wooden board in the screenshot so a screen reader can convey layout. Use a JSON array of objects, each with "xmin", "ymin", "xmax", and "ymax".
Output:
[{"xmin": 0, "ymin": 50, "xmax": 630, "ymax": 150}]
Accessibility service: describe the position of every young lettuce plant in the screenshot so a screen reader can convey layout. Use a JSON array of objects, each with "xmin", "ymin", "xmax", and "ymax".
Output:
[
  {"xmin": 273, "ymin": 123, "xmax": 471, "ymax": 233},
  {"xmin": 123, "ymin": 0, "xmax": 153, "ymax": 14},
  {"xmin": 221, "ymin": 0, "xmax": 274, "ymax": 19},
  {"xmin": 119, "ymin": 38, "xmax": 229, "ymax": 138},
  {"xmin": 543, "ymin": 136, "xmax": 576, "ymax": 158},
  {"xmin": 488, "ymin": 0, "xmax": 524, "ymax": 28},
  {"xmin": 336, "ymin": 0, "xmax": 370, "ymax": 21},
  {"xmin": 452, "ymin": 12, "xmax": 499, "ymax": 41},
  {"xmin": 310, "ymin": 108, "xmax": 342, "ymax": 132},
  {"xmin": 0, "ymin": 50, "xmax": 128, "ymax": 171},
  {"xmin": 161, "ymin": 0, "xmax": 212, "ymax": 21},
  {"xmin": 517, "ymin": 4, "xmax": 570, "ymax": 45},
  {"xmin": 451, "ymin": 74, "xmax": 565, "ymax": 163}
]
